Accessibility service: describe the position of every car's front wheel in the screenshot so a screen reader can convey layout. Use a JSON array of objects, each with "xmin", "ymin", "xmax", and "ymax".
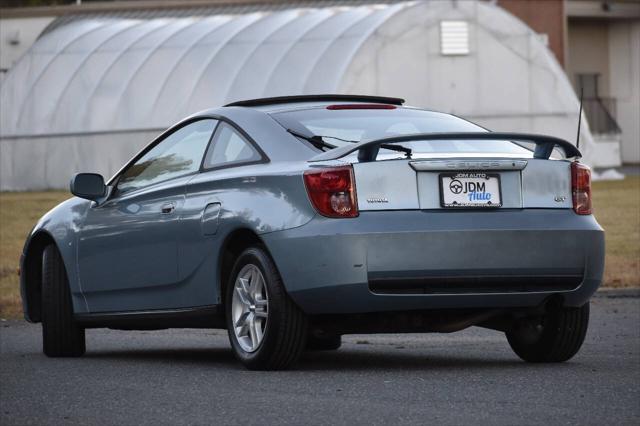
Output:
[
  {"xmin": 506, "ymin": 303, "xmax": 589, "ymax": 363},
  {"xmin": 225, "ymin": 246, "xmax": 307, "ymax": 370},
  {"xmin": 41, "ymin": 244, "xmax": 86, "ymax": 357}
]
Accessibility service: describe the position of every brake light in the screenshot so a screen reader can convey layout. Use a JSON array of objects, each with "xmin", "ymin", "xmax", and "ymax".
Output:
[
  {"xmin": 303, "ymin": 166, "xmax": 358, "ymax": 218},
  {"xmin": 326, "ymin": 104, "xmax": 396, "ymax": 110},
  {"xmin": 571, "ymin": 162, "xmax": 592, "ymax": 215}
]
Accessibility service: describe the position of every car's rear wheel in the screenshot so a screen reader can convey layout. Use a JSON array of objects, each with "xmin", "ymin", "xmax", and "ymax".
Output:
[
  {"xmin": 41, "ymin": 244, "xmax": 86, "ymax": 357},
  {"xmin": 225, "ymin": 246, "xmax": 307, "ymax": 370},
  {"xmin": 306, "ymin": 334, "xmax": 342, "ymax": 351},
  {"xmin": 506, "ymin": 303, "xmax": 589, "ymax": 363}
]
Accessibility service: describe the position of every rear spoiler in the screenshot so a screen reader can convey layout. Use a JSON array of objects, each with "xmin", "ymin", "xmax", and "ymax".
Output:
[{"xmin": 307, "ymin": 132, "xmax": 581, "ymax": 163}]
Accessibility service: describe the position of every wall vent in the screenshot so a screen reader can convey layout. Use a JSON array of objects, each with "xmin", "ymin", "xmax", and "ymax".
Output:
[{"xmin": 440, "ymin": 21, "xmax": 469, "ymax": 55}]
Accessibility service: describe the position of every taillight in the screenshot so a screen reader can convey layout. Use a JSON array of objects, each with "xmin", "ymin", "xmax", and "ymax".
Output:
[
  {"xmin": 571, "ymin": 162, "xmax": 592, "ymax": 215},
  {"xmin": 303, "ymin": 166, "xmax": 358, "ymax": 218}
]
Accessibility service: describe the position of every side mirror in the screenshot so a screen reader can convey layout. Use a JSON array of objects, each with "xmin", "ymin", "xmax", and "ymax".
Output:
[{"xmin": 70, "ymin": 173, "xmax": 106, "ymax": 201}]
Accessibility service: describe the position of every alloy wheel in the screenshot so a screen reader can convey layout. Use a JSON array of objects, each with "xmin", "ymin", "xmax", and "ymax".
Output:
[{"xmin": 231, "ymin": 264, "xmax": 269, "ymax": 352}]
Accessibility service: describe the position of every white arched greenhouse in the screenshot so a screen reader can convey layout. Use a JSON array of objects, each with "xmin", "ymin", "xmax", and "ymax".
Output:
[{"xmin": 0, "ymin": 0, "xmax": 593, "ymax": 190}]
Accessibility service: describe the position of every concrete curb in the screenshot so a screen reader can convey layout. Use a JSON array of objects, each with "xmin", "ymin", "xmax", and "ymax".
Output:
[{"xmin": 595, "ymin": 288, "xmax": 640, "ymax": 298}]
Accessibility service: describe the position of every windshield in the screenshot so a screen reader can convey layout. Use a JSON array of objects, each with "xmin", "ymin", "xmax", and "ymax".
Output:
[{"xmin": 271, "ymin": 107, "xmax": 533, "ymax": 157}]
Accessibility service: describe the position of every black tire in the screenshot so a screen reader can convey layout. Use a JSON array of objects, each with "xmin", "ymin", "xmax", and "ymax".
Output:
[
  {"xmin": 507, "ymin": 303, "xmax": 589, "ymax": 363},
  {"xmin": 225, "ymin": 246, "xmax": 307, "ymax": 370},
  {"xmin": 306, "ymin": 334, "xmax": 341, "ymax": 351},
  {"xmin": 41, "ymin": 244, "xmax": 85, "ymax": 357}
]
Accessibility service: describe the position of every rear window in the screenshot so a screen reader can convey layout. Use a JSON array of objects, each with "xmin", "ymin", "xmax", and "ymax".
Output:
[{"xmin": 271, "ymin": 107, "xmax": 532, "ymax": 157}]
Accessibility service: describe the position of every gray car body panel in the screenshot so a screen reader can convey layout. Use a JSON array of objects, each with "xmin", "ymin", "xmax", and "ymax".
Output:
[
  {"xmin": 21, "ymin": 101, "xmax": 604, "ymax": 322},
  {"xmin": 23, "ymin": 164, "xmax": 317, "ymax": 315},
  {"xmin": 262, "ymin": 210, "xmax": 603, "ymax": 314}
]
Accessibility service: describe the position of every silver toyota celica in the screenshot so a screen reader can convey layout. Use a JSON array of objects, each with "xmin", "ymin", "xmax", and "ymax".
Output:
[{"xmin": 20, "ymin": 95, "xmax": 604, "ymax": 370}]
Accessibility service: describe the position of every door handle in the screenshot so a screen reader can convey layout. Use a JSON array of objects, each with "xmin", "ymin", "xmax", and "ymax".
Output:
[{"xmin": 161, "ymin": 203, "xmax": 176, "ymax": 214}]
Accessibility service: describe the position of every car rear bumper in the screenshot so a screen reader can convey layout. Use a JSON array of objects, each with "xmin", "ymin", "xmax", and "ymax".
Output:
[{"xmin": 261, "ymin": 209, "xmax": 604, "ymax": 314}]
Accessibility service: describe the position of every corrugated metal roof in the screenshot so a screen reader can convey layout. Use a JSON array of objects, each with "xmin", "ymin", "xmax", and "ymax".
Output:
[
  {"xmin": 1, "ymin": 1, "xmax": 409, "ymax": 136},
  {"xmin": 39, "ymin": 1, "xmax": 400, "ymax": 36}
]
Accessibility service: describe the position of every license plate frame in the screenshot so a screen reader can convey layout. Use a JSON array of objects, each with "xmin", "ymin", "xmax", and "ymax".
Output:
[{"xmin": 439, "ymin": 172, "xmax": 502, "ymax": 208}]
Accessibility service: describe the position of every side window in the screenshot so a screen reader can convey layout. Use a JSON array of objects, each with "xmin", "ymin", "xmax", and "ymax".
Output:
[
  {"xmin": 202, "ymin": 122, "xmax": 261, "ymax": 169},
  {"xmin": 117, "ymin": 119, "xmax": 217, "ymax": 194}
]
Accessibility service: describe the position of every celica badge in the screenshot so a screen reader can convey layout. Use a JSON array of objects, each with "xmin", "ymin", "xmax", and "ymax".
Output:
[{"xmin": 367, "ymin": 197, "xmax": 389, "ymax": 204}]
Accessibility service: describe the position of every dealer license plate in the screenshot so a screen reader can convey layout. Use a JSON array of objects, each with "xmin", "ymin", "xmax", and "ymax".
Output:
[{"xmin": 439, "ymin": 172, "xmax": 502, "ymax": 208}]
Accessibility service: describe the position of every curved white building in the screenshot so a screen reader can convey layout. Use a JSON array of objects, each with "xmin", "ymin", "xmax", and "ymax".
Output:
[{"xmin": 0, "ymin": 0, "xmax": 593, "ymax": 190}]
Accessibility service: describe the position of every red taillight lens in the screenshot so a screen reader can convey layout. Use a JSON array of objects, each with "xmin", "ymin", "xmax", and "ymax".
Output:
[
  {"xmin": 571, "ymin": 162, "xmax": 592, "ymax": 215},
  {"xmin": 303, "ymin": 166, "xmax": 358, "ymax": 218}
]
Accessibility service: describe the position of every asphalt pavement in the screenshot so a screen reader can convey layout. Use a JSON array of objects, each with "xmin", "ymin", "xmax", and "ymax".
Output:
[{"xmin": 1, "ymin": 294, "xmax": 639, "ymax": 426}]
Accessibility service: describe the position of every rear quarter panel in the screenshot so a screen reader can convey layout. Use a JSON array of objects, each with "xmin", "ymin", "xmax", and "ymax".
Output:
[{"xmin": 176, "ymin": 162, "xmax": 317, "ymax": 305}]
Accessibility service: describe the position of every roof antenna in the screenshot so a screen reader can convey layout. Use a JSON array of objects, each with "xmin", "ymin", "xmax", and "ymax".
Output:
[{"xmin": 576, "ymin": 87, "xmax": 584, "ymax": 150}]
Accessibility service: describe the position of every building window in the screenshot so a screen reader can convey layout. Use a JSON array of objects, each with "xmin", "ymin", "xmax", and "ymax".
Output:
[
  {"xmin": 440, "ymin": 21, "xmax": 469, "ymax": 55},
  {"xmin": 576, "ymin": 73, "xmax": 600, "ymax": 99},
  {"xmin": 575, "ymin": 73, "xmax": 621, "ymax": 135}
]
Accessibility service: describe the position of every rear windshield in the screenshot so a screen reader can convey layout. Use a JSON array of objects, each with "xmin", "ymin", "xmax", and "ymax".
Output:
[{"xmin": 271, "ymin": 107, "xmax": 533, "ymax": 157}]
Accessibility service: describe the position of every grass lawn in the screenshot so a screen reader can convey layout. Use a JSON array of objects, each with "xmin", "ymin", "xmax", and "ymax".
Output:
[
  {"xmin": 1, "ymin": 177, "xmax": 638, "ymax": 318},
  {"xmin": 591, "ymin": 176, "xmax": 640, "ymax": 288},
  {"xmin": 0, "ymin": 191, "xmax": 70, "ymax": 318}
]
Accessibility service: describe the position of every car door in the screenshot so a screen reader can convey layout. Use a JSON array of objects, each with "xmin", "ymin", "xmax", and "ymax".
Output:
[
  {"xmin": 178, "ymin": 121, "xmax": 265, "ymax": 305},
  {"xmin": 78, "ymin": 119, "xmax": 217, "ymax": 313}
]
